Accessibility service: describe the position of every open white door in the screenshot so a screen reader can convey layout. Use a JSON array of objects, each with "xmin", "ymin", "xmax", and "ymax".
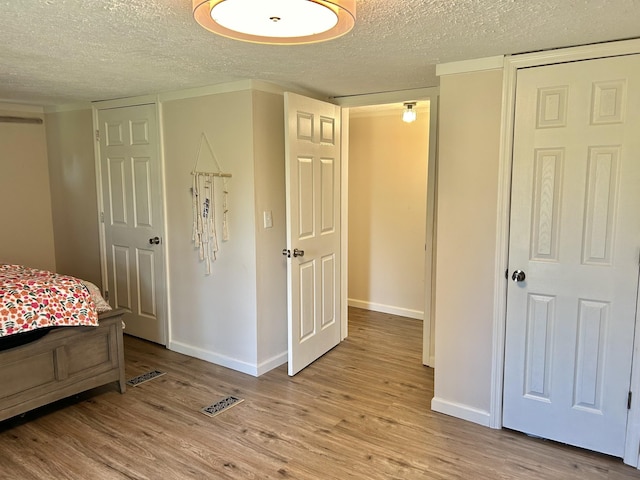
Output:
[
  {"xmin": 97, "ymin": 103, "xmax": 167, "ymax": 345},
  {"xmin": 503, "ymin": 54, "xmax": 640, "ymax": 456},
  {"xmin": 285, "ymin": 93, "xmax": 341, "ymax": 376}
]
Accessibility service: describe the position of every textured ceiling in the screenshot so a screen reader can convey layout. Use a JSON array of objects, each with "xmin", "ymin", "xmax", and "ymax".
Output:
[{"xmin": 1, "ymin": 0, "xmax": 639, "ymax": 106}]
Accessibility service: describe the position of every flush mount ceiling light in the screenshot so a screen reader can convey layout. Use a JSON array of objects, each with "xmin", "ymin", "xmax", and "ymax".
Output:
[
  {"xmin": 193, "ymin": 0, "xmax": 356, "ymax": 45},
  {"xmin": 403, "ymin": 102, "xmax": 417, "ymax": 123}
]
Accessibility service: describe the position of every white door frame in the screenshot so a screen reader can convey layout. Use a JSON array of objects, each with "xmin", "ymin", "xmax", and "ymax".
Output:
[
  {"xmin": 334, "ymin": 87, "xmax": 439, "ymax": 363},
  {"xmin": 490, "ymin": 38, "xmax": 640, "ymax": 467},
  {"xmin": 92, "ymin": 94, "xmax": 170, "ymax": 346},
  {"xmin": 424, "ymin": 97, "xmax": 439, "ymax": 367}
]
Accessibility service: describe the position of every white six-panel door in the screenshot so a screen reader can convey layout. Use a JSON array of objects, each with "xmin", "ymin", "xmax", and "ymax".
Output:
[
  {"xmin": 285, "ymin": 93, "xmax": 341, "ymax": 376},
  {"xmin": 503, "ymin": 55, "xmax": 640, "ymax": 456},
  {"xmin": 98, "ymin": 104, "xmax": 167, "ymax": 345}
]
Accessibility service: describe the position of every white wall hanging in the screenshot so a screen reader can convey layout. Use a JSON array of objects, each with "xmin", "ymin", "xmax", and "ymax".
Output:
[{"xmin": 191, "ymin": 133, "xmax": 232, "ymax": 275}]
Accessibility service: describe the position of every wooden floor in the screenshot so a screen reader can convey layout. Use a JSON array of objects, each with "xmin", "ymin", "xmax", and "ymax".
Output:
[{"xmin": 1, "ymin": 307, "xmax": 640, "ymax": 479}]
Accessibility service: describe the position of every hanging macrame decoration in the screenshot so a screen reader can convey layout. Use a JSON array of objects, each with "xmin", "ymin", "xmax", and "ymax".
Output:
[{"xmin": 191, "ymin": 133, "xmax": 232, "ymax": 275}]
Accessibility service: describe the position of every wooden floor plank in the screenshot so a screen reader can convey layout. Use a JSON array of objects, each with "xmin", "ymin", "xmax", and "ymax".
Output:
[{"xmin": 1, "ymin": 307, "xmax": 639, "ymax": 479}]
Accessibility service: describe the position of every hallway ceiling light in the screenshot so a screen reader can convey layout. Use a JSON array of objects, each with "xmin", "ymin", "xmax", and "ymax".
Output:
[
  {"xmin": 192, "ymin": 0, "xmax": 356, "ymax": 45},
  {"xmin": 403, "ymin": 102, "xmax": 417, "ymax": 123}
]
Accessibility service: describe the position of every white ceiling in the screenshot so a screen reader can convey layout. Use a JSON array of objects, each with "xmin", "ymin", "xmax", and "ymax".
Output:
[{"xmin": 1, "ymin": 1, "xmax": 639, "ymax": 106}]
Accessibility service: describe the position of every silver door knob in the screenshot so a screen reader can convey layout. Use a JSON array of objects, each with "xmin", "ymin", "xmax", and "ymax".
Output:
[
  {"xmin": 282, "ymin": 248, "xmax": 291, "ymax": 258},
  {"xmin": 293, "ymin": 248, "xmax": 304, "ymax": 258},
  {"xmin": 149, "ymin": 236, "xmax": 160, "ymax": 245},
  {"xmin": 511, "ymin": 270, "xmax": 526, "ymax": 282}
]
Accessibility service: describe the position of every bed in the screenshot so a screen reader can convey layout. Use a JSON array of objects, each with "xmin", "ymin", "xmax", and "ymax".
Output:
[{"xmin": 0, "ymin": 265, "xmax": 126, "ymax": 422}]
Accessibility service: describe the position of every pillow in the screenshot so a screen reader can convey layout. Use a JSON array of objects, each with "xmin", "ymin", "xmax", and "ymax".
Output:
[{"xmin": 80, "ymin": 280, "xmax": 112, "ymax": 313}]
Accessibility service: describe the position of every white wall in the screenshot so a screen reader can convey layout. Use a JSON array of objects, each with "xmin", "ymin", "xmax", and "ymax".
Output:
[
  {"xmin": 45, "ymin": 107, "xmax": 102, "ymax": 286},
  {"xmin": 162, "ymin": 89, "xmax": 260, "ymax": 371},
  {"xmin": 348, "ymin": 105, "xmax": 429, "ymax": 319},
  {"xmin": 252, "ymin": 90, "xmax": 288, "ymax": 373},
  {"xmin": 432, "ymin": 69, "xmax": 504, "ymax": 425},
  {"xmin": 0, "ymin": 103, "xmax": 56, "ymax": 272}
]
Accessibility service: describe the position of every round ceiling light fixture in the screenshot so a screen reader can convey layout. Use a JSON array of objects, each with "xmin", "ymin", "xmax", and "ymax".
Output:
[{"xmin": 193, "ymin": 0, "xmax": 356, "ymax": 45}]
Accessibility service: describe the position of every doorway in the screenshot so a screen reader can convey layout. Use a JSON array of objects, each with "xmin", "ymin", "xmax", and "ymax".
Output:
[{"xmin": 344, "ymin": 98, "xmax": 437, "ymax": 366}]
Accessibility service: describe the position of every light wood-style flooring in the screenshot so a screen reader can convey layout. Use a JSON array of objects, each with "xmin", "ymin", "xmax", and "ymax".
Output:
[{"xmin": 1, "ymin": 307, "xmax": 640, "ymax": 479}]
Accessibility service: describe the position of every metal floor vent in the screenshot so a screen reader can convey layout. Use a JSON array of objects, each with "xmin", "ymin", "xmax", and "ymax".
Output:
[
  {"xmin": 201, "ymin": 396, "xmax": 244, "ymax": 418},
  {"xmin": 127, "ymin": 370, "xmax": 166, "ymax": 387}
]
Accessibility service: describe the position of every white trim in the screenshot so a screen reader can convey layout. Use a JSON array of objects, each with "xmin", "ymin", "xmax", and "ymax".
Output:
[
  {"xmin": 349, "ymin": 104, "xmax": 430, "ymax": 119},
  {"xmin": 502, "ymin": 38, "xmax": 640, "ymax": 71},
  {"xmin": 491, "ymin": 38, "xmax": 640, "ymax": 466},
  {"xmin": 333, "ymin": 87, "xmax": 439, "ymax": 108},
  {"xmin": 247, "ymin": 80, "xmax": 287, "ymax": 96},
  {"xmin": 157, "ymin": 99, "xmax": 172, "ymax": 348},
  {"xmin": 257, "ymin": 351, "xmax": 288, "ymax": 376},
  {"xmin": 158, "ymin": 80, "xmax": 254, "ymax": 102},
  {"xmin": 624, "ymin": 279, "xmax": 640, "ymax": 467},
  {"xmin": 436, "ymin": 56, "xmax": 504, "ymax": 77},
  {"xmin": 157, "ymin": 79, "xmax": 323, "ymax": 103},
  {"xmin": 152, "ymin": 96, "xmax": 170, "ymax": 347},
  {"xmin": 340, "ymin": 108, "xmax": 349, "ymax": 341},
  {"xmin": 92, "ymin": 94, "xmax": 158, "ymax": 110},
  {"xmin": 250, "ymin": 80, "xmax": 325, "ymax": 99},
  {"xmin": 489, "ymin": 57, "xmax": 514, "ymax": 430},
  {"xmin": 0, "ymin": 102, "xmax": 44, "ymax": 113},
  {"xmin": 91, "ymin": 107, "xmax": 109, "ymax": 299},
  {"xmin": 167, "ymin": 341, "xmax": 276, "ymax": 377},
  {"xmin": 431, "ymin": 397, "xmax": 491, "ymax": 427},
  {"xmin": 43, "ymin": 102, "xmax": 92, "ymax": 113},
  {"xmin": 422, "ymin": 96, "xmax": 438, "ymax": 368},
  {"xmin": 348, "ymin": 298, "xmax": 424, "ymax": 321}
]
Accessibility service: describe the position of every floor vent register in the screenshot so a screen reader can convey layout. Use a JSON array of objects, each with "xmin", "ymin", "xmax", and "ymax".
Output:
[
  {"xmin": 126, "ymin": 370, "xmax": 166, "ymax": 387},
  {"xmin": 201, "ymin": 396, "xmax": 245, "ymax": 418}
]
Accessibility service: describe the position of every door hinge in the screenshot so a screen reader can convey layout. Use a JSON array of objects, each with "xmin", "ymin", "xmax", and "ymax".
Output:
[
  {"xmin": 628, "ymin": 391, "xmax": 632, "ymax": 410},
  {"xmin": 104, "ymin": 290, "xmax": 109, "ymax": 302},
  {"xmin": 100, "ymin": 212, "xmax": 104, "ymax": 223},
  {"xmin": 95, "ymin": 129, "xmax": 100, "ymax": 142}
]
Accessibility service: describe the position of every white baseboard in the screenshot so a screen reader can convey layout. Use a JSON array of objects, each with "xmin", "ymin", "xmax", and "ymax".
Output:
[
  {"xmin": 348, "ymin": 298, "xmax": 424, "ymax": 320},
  {"xmin": 431, "ymin": 397, "xmax": 491, "ymax": 427},
  {"xmin": 169, "ymin": 340, "xmax": 287, "ymax": 377},
  {"xmin": 426, "ymin": 355, "xmax": 435, "ymax": 368},
  {"xmin": 257, "ymin": 351, "xmax": 287, "ymax": 376}
]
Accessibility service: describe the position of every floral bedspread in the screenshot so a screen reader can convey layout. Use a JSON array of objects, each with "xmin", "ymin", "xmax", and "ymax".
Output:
[{"xmin": 0, "ymin": 264, "xmax": 98, "ymax": 338}]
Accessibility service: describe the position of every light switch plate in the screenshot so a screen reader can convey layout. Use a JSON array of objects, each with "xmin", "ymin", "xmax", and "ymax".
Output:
[{"xmin": 263, "ymin": 210, "xmax": 273, "ymax": 229}]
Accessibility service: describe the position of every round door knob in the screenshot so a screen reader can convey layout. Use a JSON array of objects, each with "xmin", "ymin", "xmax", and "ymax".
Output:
[
  {"xmin": 293, "ymin": 248, "xmax": 304, "ymax": 258},
  {"xmin": 511, "ymin": 270, "xmax": 526, "ymax": 283},
  {"xmin": 149, "ymin": 236, "xmax": 160, "ymax": 245}
]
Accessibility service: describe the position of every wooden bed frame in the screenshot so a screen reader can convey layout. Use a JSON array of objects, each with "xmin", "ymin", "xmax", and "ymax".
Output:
[{"xmin": 0, "ymin": 308, "xmax": 126, "ymax": 422}]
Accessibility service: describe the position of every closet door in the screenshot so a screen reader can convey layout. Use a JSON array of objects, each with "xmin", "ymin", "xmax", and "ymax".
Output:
[
  {"xmin": 503, "ymin": 54, "xmax": 640, "ymax": 456},
  {"xmin": 98, "ymin": 103, "xmax": 167, "ymax": 345}
]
